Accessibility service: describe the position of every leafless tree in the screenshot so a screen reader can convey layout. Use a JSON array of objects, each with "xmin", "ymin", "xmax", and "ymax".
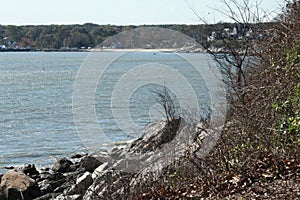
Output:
[
  {"xmin": 152, "ymin": 86, "xmax": 179, "ymax": 123},
  {"xmin": 185, "ymin": 0, "xmax": 271, "ymax": 102}
]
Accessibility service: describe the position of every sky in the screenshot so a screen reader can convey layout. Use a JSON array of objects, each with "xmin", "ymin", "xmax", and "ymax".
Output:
[{"xmin": 1, "ymin": 0, "xmax": 284, "ymax": 25}]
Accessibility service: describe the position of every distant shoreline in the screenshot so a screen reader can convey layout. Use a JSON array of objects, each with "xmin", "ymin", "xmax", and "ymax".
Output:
[
  {"xmin": 89, "ymin": 48, "xmax": 179, "ymax": 53},
  {"xmin": 0, "ymin": 48, "xmax": 35, "ymax": 52},
  {"xmin": 0, "ymin": 48, "xmax": 205, "ymax": 53},
  {"xmin": 0, "ymin": 48, "xmax": 87, "ymax": 52}
]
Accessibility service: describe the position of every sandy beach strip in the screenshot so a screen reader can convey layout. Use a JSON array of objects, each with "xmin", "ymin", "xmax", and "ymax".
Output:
[{"xmin": 89, "ymin": 48, "xmax": 179, "ymax": 53}]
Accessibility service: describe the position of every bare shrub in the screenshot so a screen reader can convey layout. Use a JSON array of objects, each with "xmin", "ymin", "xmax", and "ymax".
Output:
[
  {"xmin": 131, "ymin": 1, "xmax": 300, "ymax": 198},
  {"xmin": 151, "ymin": 86, "xmax": 180, "ymax": 123}
]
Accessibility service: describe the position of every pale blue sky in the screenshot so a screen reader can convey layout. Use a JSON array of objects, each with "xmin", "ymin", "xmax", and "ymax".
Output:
[{"xmin": 2, "ymin": 0, "xmax": 284, "ymax": 25}]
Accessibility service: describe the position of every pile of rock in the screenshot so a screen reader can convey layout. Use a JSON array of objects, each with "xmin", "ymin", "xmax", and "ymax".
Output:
[
  {"xmin": 0, "ymin": 119, "xmax": 208, "ymax": 199},
  {"xmin": 0, "ymin": 154, "xmax": 107, "ymax": 200}
]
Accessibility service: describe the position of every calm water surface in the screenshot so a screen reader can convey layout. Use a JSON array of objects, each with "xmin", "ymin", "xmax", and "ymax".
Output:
[{"xmin": 0, "ymin": 52, "xmax": 212, "ymax": 173}]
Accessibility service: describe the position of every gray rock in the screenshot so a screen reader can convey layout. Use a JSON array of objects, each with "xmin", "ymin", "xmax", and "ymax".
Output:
[
  {"xmin": 92, "ymin": 162, "xmax": 109, "ymax": 180},
  {"xmin": 83, "ymin": 169, "xmax": 134, "ymax": 200},
  {"xmin": 47, "ymin": 177, "xmax": 66, "ymax": 190},
  {"xmin": 71, "ymin": 153, "xmax": 87, "ymax": 159},
  {"xmin": 127, "ymin": 118, "xmax": 182, "ymax": 154},
  {"xmin": 38, "ymin": 171, "xmax": 52, "ymax": 180},
  {"xmin": 110, "ymin": 148, "xmax": 125, "ymax": 160},
  {"xmin": 54, "ymin": 194, "xmax": 65, "ymax": 200},
  {"xmin": 69, "ymin": 194, "xmax": 82, "ymax": 200},
  {"xmin": 52, "ymin": 158, "xmax": 73, "ymax": 173},
  {"xmin": 80, "ymin": 156, "xmax": 102, "ymax": 173},
  {"xmin": 39, "ymin": 183, "xmax": 53, "ymax": 195},
  {"xmin": 19, "ymin": 164, "xmax": 39, "ymax": 177},
  {"xmin": 82, "ymin": 175, "xmax": 107, "ymax": 200},
  {"xmin": 66, "ymin": 184, "xmax": 77, "ymax": 195},
  {"xmin": 54, "ymin": 194, "xmax": 81, "ymax": 200},
  {"xmin": 67, "ymin": 172, "xmax": 92, "ymax": 196},
  {"xmin": 53, "ymin": 186, "xmax": 65, "ymax": 193},
  {"xmin": 33, "ymin": 193, "xmax": 59, "ymax": 200},
  {"xmin": 76, "ymin": 172, "xmax": 93, "ymax": 193}
]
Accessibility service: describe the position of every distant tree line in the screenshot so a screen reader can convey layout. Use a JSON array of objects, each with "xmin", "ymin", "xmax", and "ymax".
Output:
[{"xmin": 0, "ymin": 22, "xmax": 276, "ymax": 50}]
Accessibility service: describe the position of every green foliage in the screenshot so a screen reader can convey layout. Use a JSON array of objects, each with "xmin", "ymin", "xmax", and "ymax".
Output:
[
  {"xmin": 0, "ymin": 24, "xmax": 126, "ymax": 49},
  {"xmin": 0, "ymin": 22, "xmax": 261, "ymax": 50},
  {"xmin": 284, "ymin": 43, "xmax": 300, "ymax": 70},
  {"xmin": 273, "ymin": 85, "xmax": 300, "ymax": 148}
]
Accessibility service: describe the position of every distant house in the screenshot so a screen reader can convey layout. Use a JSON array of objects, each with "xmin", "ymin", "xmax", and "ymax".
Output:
[
  {"xmin": 207, "ymin": 31, "xmax": 222, "ymax": 41},
  {"xmin": 230, "ymin": 27, "xmax": 238, "ymax": 38},
  {"xmin": 232, "ymin": 27, "xmax": 238, "ymax": 35},
  {"xmin": 207, "ymin": 25, "xmax": 263, "ymax": 41},
  {"xmin": 246, "ymin": 28, "xmax": 253, "ymax": 38},
  {"xmin": 223, "ymin": 28, "xmax": 231, "ymax": 37},
  {"xmin": 223, "ymin": 27, "xmax": 238, "ymax": 38},
  {"xmin": 0, "ymin": 45, "xmax": 6, "ymax": 49}
]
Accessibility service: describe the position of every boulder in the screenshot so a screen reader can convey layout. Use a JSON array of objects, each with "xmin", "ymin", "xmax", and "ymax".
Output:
[
  {"xmin": 83, "ymin": 170, "xmax": 133, "ymax": 200},
  {"xmin": 82, "ymin": 178, "xmax": 105, "ymax": 200},
  {"xmin": 71, "ymin": 153, "xmax": 87, "ymax": 159},
  {"xmin": 52, "ymin": 158, "xmax": 73, "ymax": 173},
  {"xmin": 0, "ymin": 170, "xmax": 40, "ymax": 200},
  {"xmin": 82, "ymin": 171, "xmax": 115, "ymax": 200},
  {"xmin": 38, "ymin": 171, "xmax": 52, "ymax": 181},
  {"xmin": 20, "ymin": 164, "xmax": 39, "ymax": 177},
  {"xmin": 127, "ymin": 118, "xmax": 183, "ymax": 154},
  {"xmin": 110, "ymin": 148, "xmax": 125, "ymax": 160},
  {"xmin": 80, "ymin": 155, "xmax": 102, "ymax": 173},
  {"xmin": 39, "ymin": 183, "xmax": 53, "ymax": 195},
  {"xmin": 76, "ymin": 172, "xmax": 92, "ymax": 189},
  {"xmin": 92, "ymin": 162, "xmax": 109, "ymax": 179},
  {"xmin": 40, "ymin": 173, "xmax": 66, "ymax": 192},
  {"xmin": 67, "ymin": 172, "xmax": 93, "ymax": 195}
]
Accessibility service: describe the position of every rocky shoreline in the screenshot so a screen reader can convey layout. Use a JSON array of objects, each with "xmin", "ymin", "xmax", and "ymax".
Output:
[{"xmin": 0, "ymin": 119, "xmax": 207, "ymax": 200}]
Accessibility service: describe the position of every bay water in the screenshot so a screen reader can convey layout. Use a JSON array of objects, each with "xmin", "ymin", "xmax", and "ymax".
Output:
[{"xmin": 0, "ymin": 52, "xmax": 213, "ymax": 173}]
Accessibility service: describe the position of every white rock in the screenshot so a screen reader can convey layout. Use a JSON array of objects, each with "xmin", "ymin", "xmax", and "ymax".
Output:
[
  {"xmin": 92, "ymin": 162, "xmax": 109, "ymax": 179},
  {"xmin": 76, "ymin": 172, "xmax": 93, "ymax": 192},
  {"xmin": 55, "ymin": 194, "xmax": 81, "ymax": 200}
]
